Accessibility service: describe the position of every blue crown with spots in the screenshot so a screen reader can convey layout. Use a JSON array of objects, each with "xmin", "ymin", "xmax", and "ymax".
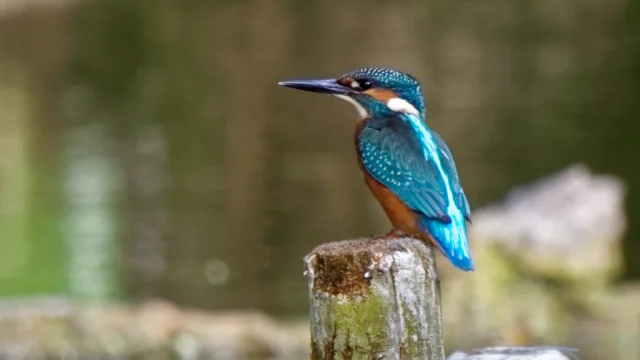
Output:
[{"xmin": 342, "ymin": 68, "xmax": 426, "ymax": 118}]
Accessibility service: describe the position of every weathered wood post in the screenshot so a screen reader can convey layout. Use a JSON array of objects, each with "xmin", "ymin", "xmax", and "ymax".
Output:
[{"xmin": 304, "ymin": 237, "xmax": 444, "ymax": 360}]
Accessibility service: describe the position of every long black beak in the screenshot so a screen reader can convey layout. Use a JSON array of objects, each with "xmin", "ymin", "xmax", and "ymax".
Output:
[{"xmin": 278, "ymin": 78, "xmax": 351, "ymax": 95}]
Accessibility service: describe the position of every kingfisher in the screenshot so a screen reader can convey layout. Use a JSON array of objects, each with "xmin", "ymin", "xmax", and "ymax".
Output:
[{"xmin": 278, "ymin": 68, "xmax": 474, "ymax": 271}]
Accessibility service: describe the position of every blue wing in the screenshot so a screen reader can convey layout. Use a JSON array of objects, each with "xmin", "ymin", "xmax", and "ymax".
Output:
[
  {"xmin": 359, "ymin": 113, "xmax": 474, "ymax": 271},
  {"xmin": 358, "ymin": 114, "xmax": 470, "ymax": 223},
  {"xmin": 431, "ymin": 132, "xmax": 472, "ymax": 221}
]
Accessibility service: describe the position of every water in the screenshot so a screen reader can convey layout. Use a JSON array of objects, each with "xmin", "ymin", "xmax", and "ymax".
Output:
[{"xmin": 0, "ymin": 0, "xmax": 637, "ymax": 319}]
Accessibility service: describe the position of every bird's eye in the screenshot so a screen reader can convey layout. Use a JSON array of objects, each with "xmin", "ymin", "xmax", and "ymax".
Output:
[
  {"xmin": 359, "ymin": 79, "xmax": 373, "ymax": 91},
  {"xmin": 343, "ymin": 78, "xmax": 374, "ymax": 92}
]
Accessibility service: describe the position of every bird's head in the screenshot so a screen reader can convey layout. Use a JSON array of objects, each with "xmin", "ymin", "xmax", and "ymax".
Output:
[{"xmin": 278, "ymin": 67, "xmax": 425, "ymax": 119}]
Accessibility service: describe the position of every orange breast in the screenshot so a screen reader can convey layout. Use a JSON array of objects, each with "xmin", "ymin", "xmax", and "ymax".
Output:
[
  {"xmin": 363, "ymin": 172, "xmax": 421, "ymax": 234},
  {"xmin": 354, "ymin": 118, "xmax": 421, "ymax": 236}
]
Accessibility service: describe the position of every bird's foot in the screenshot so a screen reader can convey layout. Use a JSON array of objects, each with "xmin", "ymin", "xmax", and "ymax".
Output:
[
  {"xmin": 370, "ymin": 229, "xmax": 407, "ymax": 240},
  {"xmin": 385, "ymin": 229, "xmax": 402, "ymax": 237}
]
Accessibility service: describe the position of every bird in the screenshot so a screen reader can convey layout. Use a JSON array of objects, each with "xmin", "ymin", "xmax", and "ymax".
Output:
[{"xmin": 278, "ymin": 67, "xmax": 474, "ymax": 271}]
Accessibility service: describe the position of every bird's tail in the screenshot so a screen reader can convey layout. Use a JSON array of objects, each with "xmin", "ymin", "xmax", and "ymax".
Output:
[{"xmin": 420, "ymin": 215, "xmax": 474, "ymax": 271}]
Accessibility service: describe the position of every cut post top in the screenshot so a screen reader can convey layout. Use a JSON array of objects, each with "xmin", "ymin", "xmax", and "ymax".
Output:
[{"xmin": 304, "ymin": 237, "xmax": 438, "ymax": 298}]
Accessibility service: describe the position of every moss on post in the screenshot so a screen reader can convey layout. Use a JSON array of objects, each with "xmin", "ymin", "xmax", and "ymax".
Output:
[{"xmin": 304, "ymin": 237, "xmax": 444, "ymax": 360}]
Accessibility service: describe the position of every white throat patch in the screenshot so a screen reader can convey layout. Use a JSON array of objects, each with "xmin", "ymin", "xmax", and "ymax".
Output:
[
  {"xmin": 386, "ymin": 97, "xmax": 420, "ymax": 116},
  {"xmin": 334, "ymin": 95, "xmax": 369, "ymax": 118}
]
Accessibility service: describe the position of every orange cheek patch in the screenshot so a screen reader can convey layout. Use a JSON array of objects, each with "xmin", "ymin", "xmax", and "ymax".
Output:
[{"xmin": 364, "ymin": 88, "xmax": 398, "ymax": 103}]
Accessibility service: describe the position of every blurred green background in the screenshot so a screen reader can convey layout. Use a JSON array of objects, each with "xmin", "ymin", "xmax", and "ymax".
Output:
[{"xmin": 0, "ymin": 0, "xmax": 639, "ymax": 359}]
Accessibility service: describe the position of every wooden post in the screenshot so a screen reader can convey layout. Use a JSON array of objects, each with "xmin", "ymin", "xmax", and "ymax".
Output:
[{"xmin": 304, "ymin": 237, "xmax": 444, "ymax": 360}]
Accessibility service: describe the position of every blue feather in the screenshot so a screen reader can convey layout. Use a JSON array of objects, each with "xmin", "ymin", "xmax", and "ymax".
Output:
[
  {"xmin": 422, "ymin": 216, "xmax": 474, "ymax": 271},
  {"xmin": 358, "ymin": 113, "xmax": 474, "ymax": 271}
]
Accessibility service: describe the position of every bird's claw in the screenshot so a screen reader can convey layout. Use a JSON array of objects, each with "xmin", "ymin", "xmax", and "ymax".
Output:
[{"xmin": 370, "ymin": 229, "xmax": 406, "ymax": 241}]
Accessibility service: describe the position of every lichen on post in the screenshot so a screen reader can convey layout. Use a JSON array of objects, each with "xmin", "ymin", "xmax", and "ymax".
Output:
[{"xmin": 304, "ymin": 237, "xmax": 444, "ymax": 360}]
